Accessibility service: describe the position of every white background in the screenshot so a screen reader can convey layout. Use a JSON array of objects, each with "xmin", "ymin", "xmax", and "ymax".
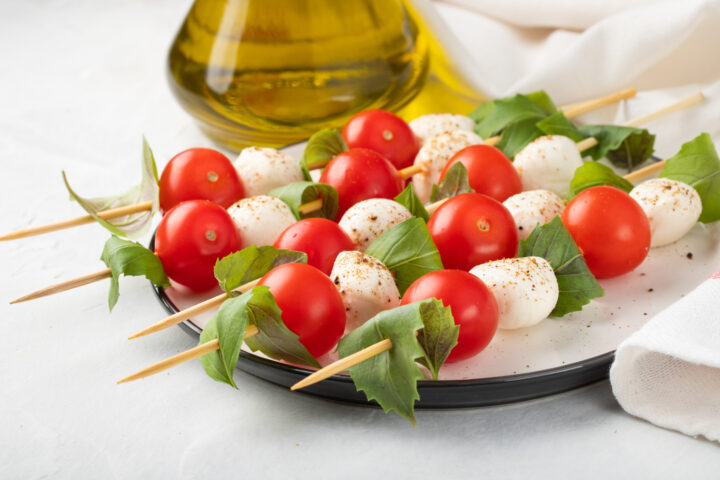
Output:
[{"xmin": 1, "ymin": 1, "xmax": 718, "ymax": 478}]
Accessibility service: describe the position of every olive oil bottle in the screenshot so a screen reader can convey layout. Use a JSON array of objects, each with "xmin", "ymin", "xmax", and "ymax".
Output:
[{"xmin": 167, "ymin": 0, "xmax": 486, "ymax": 150}]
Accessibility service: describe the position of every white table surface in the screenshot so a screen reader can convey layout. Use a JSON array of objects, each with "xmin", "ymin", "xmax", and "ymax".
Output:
[{"xmin": 1, "ymin": 1, "xmax": 718, "ymax": 478}]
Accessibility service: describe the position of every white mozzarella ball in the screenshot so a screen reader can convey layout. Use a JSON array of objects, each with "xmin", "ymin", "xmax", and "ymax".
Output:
[
  {"xmin": 630, "ymin": 178, "xmax": 702, "ymax": 247},
  {"xmin": 330, "ymin": 251, "xmax": 401, "ymax": 331},
  {"xmin": 502, "ymin": 190, "xmax": 565, "ymax": 240},
  {"xmin": 234, "ymin": 147, "xmax": 304, "ymax": 197},
  {"xmin": 470, "ymin": 257, "xmax": 558, "ymax": 330},
  {"xmin": 339, "ymin": 199, "xmax": 412, "ymax": 251},
  {"xmin": 513, "ymin": 135, "xmax": 583, "ymax": 197},
  {"xmin": 227, "ymin": 195, "xmax": 296, "ymax": 247},
  {"xmin": 412, "ymin": 130, "xmax": 484, "ymax": 203},
  {"xmin": 409, "ymin": 114, "xmax": 476, "ymax": 145}
]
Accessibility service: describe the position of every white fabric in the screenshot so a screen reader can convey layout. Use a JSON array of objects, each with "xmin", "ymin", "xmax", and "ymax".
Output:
[
  {"xmin": 430, "ymin": 0, "xmax": 720, "ymax": 442},
  {"xmin": 610, "ymin": 273, "xmax": 720, "ymax": 442}
]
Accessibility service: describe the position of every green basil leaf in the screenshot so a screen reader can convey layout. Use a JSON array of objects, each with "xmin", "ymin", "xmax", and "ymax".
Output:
[
  {"xmin": 496, "ymin": 118, "xmax": 545, "ymax": 159},
  {"xmin": 100, "ymin": 235, "xmax": 169, "ymax": 311},
  {"xmin": 429, "ymin": 162, "xmax": 474, "ymax": 203},
  {"xmin": 536, "ymin": 112, "xmax": 586, "ymax": 142},
  {"xmin": 470, "ymin": 91, "xmax": 556, "ymax": 138},
  {"xmin": 660, "ymin": 133, "xmax": 720, "ymax": 223},
  {"xmin": 365, "ymin": 217, "xmax": 444, "ymax": 295},
  {"xmin": 394, "ymin": 184, "xmax": 429, "ymax": 222},
  {"xmin": 214, "ymin": 246, "xmax": 307, "ymax": 294},
  {"xmin": 416, "ymin": 300, "xmax": 459, "ymax": 380},
  {"xmin": 578, "ymin": 125, "xmax": 655, "ymax": 170},
  {"xmin": 268, "ymin": 181, "xmax": 339, "ymax": 221},
  {"xmin": 63, "ymin": 137, "xmax": 160, "ymax": 239},
  {"xmin": 518, "ymin": 217, "xmax": 604, "ymax": 316},
  {"xmin": 300, "ymin": 128, "xmax": 348, "ymax": 179},
  {"xmin": 198, "ymin": 290, "xmax": 252, "ymax": 388},
  {"xmin": 567, "ymin": 162, "xmax": 634, "ymax": 199},
  {"xmin": 337, "ymin": 301, "xmax": 428, "ymax": 425},
  {"xmin": 243, "ymin": 286, "xmax": 320, "ymax": 368}
]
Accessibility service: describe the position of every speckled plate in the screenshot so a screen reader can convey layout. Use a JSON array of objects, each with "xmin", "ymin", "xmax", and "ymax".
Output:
[{"xmin": 152, "ymin": 143, "xmax": 720, "ymax": 407}]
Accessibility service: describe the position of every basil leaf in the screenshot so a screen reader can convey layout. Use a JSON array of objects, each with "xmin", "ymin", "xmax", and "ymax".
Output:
[
  {"xmin": 300, "ymin": 128, "xmax": 348, "ymax": 179},
  {"xmin": 243, "ymin": 286, "xmax": 320, "ymax": 368},
  {"xmin": 495, "ymin": 118, "xmax": 545, "ymax": 159},
  {"xmin": 568, "ymin": 162, "xmax": 634, "ymax": 199},
  {"xmin": 578, "ymin": 125, "xmax": 655, "ymax": 169},
  {"xmin": 214, "ymin": 246, "xmax": 307, "ymax": 294},
  {"xmin": 268, "ymin": 181, "xmax": 339, "ymax": 221},
  {"xmin": 518, "ymin": 217, "xmax": 604, "ymax": 316},
  {"xmin": 63, "ymin": 137, "xmax": 160, "ymax": 239},
  {"xmin": 536, "ymin": 112, "xmax": 586, "ymax": 142},
  {"xmin": 198, "ymin": 290, "xmax": 252, "ymax": 388},
  {"xmin": 429, "ymin": 162, "xmax": 474, "ymax": 203},
  {"xmin": 100, "ymin": 235, "xmax": 169, "ymax": 311},
  {"xmin": 416, "ymin": 300, "xmax": 459, "ymax": 380},
  {"xmin": 337, "ymin": 301, "xmax": 428, "ymax": 425},
  {"xmin": 470, "ymin": 91, "xmax": 557, "ymax": 138},
  {"xmin": 660, "ymin": 133, "xmax": 720, "ymax": 223},
  {"xmin": 394, "ymin": 184, "xmax": 429, "ymax": 222},
  {"xmin": 365, "ymin": 217, "xmax": 444, "ymax": 295}
]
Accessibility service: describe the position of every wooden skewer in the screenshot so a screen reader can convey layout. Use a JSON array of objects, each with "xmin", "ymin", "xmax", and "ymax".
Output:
[
  {"xmin": 9, "ymin": 196, "xmax": 325, "ymax": 304},
  {"xmin": 117, "ymin": 324, "xmax": 259, "ymax": 384},
  {"xmin": 10, "ymin": 268, "xmax": 112, "ymax": 304},
  {"xmin": 127, "ymin": 279, "xmax": 259, "ymax": 339},
  {"xmin": 291, "ymin": 338, "xmax": 393, "ymax": 391},
  {"xmin": 0, "ymin": 201, "xmax": 153, "ymax": 242}
]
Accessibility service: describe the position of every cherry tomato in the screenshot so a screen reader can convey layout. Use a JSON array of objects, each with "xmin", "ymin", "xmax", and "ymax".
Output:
[
  {"xmin": 342, "ymin": 109, "xmax": 419, "ymax": 170},
  {"xmin": 562, "ymin": 186, "xmax": 651, "ymax": 279},
  {"xmin": 159, "ymin": 148, "xmax": 245, "ymax": 214},
  {"xmin": 258, "ymin": 263, "xmax": 346, "ymax": 358},
  {"xmin": 319, "ymin": 148, "xmax": 404, "ymax": 219},
  {"xmin": 401, "ymin": 270, "xmax": 498, "ymax": 363},
  {"xmin": 441, "ymin": 145, "xmax": 521, "ymax": 202},
  {"xmin": 273, "ymin": 218, "xmax": 355, "ymax": 275},
  {"xmin": 154, "ymin": 200, "xmax": 241, "ymax": 291},
  {"xmin": 427, "ymin": 193, "xmax": 518, "ymax": 270}
]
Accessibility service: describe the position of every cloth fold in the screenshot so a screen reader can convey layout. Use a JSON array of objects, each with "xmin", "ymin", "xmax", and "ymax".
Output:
[{"xmin": 430, "ymin": 0, "xmax": 720, "ymax": 441}]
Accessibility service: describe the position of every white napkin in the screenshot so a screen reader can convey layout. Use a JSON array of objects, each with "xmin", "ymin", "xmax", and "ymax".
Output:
[
  {"xmin": 428, "ymin": 0, "xmax": 720, "ymax": 440},
  {"xmin": 610, "ymin": 272, "xmax": 720, "ymax": 441}
]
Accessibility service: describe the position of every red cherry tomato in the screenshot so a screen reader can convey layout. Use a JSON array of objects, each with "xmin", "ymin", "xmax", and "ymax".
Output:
[
  {"xmin": 319, "ymin": 148, "xmax": 404, "ymax": 219},
  {"xmin": 273, "ymin": 218, "xmax": 355, "ymax": 275},
  {"xmin": 562, "ymin": 186, "xmax": 651, "ymax": 279},
  {"xmin": 401, "ymin": 270, "xmax": 498, "ymax": 363},
  {"xmin": 427, "ymin": 193, "xmax": 518, "ymax": 271},
  {"xmin": 258, "ymin": 263, "xmax": 346, "ymax": 358},
  {"xmin": 154, "ymin": 200, "xmax": 241, "ymax": 291},
  {"xmin": 441, "ymin": 145, "xmax": 522, "ymax": 202},
  {"xmin": 159, "ymin": 148, "xmax": 245, "ymax": 214},
  {"xmin": 342, "ymin": 109, "xmax": 419, "ymax": 170}
]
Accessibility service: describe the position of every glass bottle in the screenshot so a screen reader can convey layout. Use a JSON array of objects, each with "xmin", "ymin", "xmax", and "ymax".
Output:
[{"xmin": 167, "ymin": 0, "xmax": 486, "ymax": 150}]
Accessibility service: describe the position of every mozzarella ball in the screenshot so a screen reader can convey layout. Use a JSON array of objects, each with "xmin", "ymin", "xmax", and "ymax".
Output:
[
  {"xmin": 234, "ymin": 147, "xmax": 304, "ymax": 197},
  {"xmin": 330, "ymin": 251, "xmax": 401, "ymax": 331},
  {"xmin": 227, "ymin": 195, "xmax": 296, "ymax": 247},
  {"xmin": 412, "ymin": 130, "xmax": 484, "ymax": 203},
  {"xmin": 409, "ymin": 114, "xmax": 476, "ymax": 145},
  {"xmin": 338, "ymin": 199, "xmax": 412, "ymax": 251},
  {"xmin": 470, "ymin": 257, "xmax": 558, "ymax": 330},
  {"xmin": 514, "ymin": 135, "xmax": 583, "ymax": 197},
  {"xmin": 630, "ymin": 178, "xmax": 702, "ymax": 247},
  {"xmin": 502, "ymin": 190, "xmax": 565, "ymax": 240}
]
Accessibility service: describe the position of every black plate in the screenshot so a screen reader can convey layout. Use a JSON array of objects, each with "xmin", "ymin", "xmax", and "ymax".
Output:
[{"xmin": 150, "ymin": 274, "xmax": 612, "ymax": 408}]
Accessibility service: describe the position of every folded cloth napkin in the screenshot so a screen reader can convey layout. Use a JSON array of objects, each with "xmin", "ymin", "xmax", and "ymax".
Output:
[
  {"xmin": 610, "ymin": 271, "xmax": 720, "ymax": 442},
  {"xmin": 426, "ymin": 0, "xmax": 720, "ymax": 441}
]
